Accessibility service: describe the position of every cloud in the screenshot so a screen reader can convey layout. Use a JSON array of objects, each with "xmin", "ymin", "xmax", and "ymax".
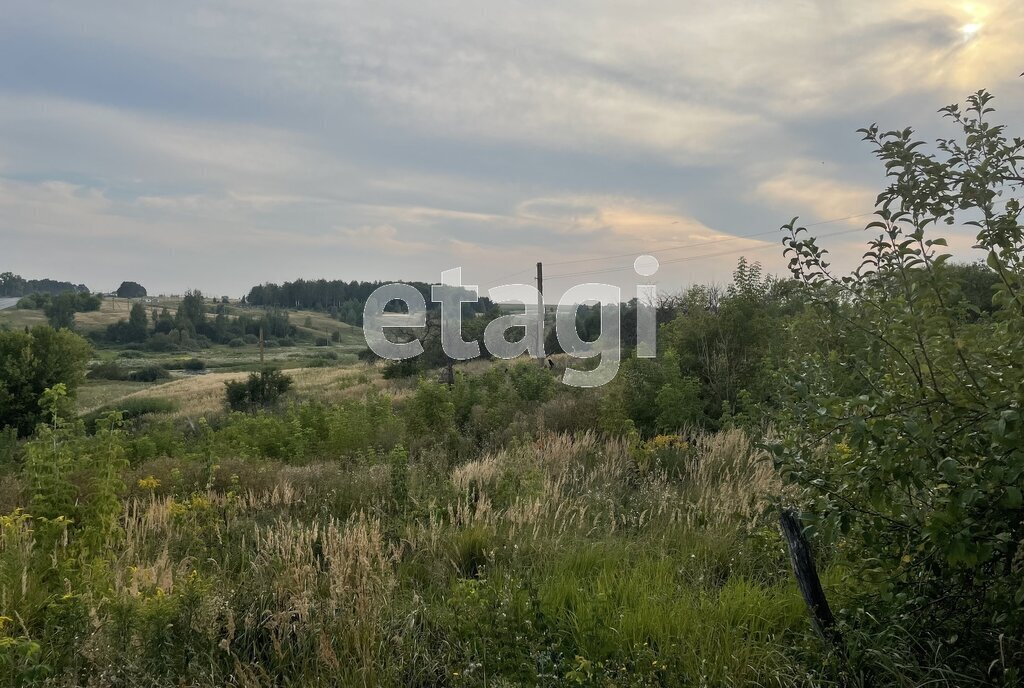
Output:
[
  {"xmin": 0, "ymin": 0, "xmax": 1021, "ymax": 294},
  {"xmin": 753, "ymin": 161, "xmax": 878, "ymax": 224}
]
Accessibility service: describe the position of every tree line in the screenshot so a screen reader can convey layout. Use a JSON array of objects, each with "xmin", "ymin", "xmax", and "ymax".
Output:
[
  {"xmin": 106, "ymin": 290, "xmax": 296, "ymax": 350},
  {"xmin": 245, "ymin": 278, "xmax": 493, "ymax": 326},
  {"xmin": 0, "ymin": 272, "xmax": 89, "ymax": 297}
]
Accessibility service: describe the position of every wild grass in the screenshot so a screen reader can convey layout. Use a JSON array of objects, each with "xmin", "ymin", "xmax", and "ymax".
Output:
[
  {"xmin": 81, "ymin": 365, "xmax": 392, "ymax": 420},
  {"xmin": 0, "ymin": 423, "xmax": 828, "ymax": 686}
]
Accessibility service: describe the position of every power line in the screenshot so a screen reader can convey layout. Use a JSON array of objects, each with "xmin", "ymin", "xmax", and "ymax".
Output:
[
  {"xmin": 542, "ymin": 211, "xmax": 876, "ymax": 268},
  {"xmin": 480, "ymin": 199, "xmax": 1019, "ymax": 287},
  {"xmin": 542, "ymin": 226, "xmax": 864, "ymax": 281}
]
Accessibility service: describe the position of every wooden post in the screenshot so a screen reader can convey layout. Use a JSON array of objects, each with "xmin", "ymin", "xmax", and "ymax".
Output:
[
  {"xmin": 779, "ymin": 507, "xmax": 839, "ymax": 643},
  {"xmin": 536, "ymin": 261, "xmax": 544, "ymax": 363},
  {"xmin": 259, "ymin": 325, "xmax": 265, "ymax": 366}
]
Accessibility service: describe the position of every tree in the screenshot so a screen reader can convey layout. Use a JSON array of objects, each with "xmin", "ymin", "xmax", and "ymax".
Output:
[
  {"xmin": 175, "ymin": 289, "xmax": 206, "ymax": 333},
  {"xmin": 772, "ymin": 89, "xmax": 1024, "ymax": 679},
  {"xmin": 0, "ymin": 272, "xmax": 27, "ymax": 297},
  {"xmin": 108, "ymin": 302, "xmax": 150, "ymax": 343},
  {"xmin": 115, "ymin": 281, "xmax": 147, "ymax": 298},
  {"xmin": 660, "ymin": 260, "xmax": 798, "ymax": 425},
  {"xmin": 128, "ymin": 302, "xmax": 149, "ymax": 339},
  {"xmin": 43, "ymin": 292, "xmax": 77, "ymax": 329},
  {"xmin": 0, "ymin": 326, "xmax": 92, "ymax": 436}
]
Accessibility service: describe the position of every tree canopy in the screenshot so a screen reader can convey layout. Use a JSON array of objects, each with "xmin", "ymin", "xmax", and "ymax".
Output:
[{"xmin": 0, "ymin": 326, "xmax": 92, "ymax": 436}]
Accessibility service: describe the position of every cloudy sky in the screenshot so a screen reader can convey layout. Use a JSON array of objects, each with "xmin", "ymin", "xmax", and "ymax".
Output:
[{"xmin": 1, "ymin": 1, "xmax": 1021, "ymax": 298}]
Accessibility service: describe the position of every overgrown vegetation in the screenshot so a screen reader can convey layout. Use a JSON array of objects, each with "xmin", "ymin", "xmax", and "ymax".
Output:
[
  {"xmin": 0, "ymin": 88, "xmax": 1020, "ymax": 686},
  {"xmin": 224, "ymin": 369, "xmax": 294, "ymax": 413}
]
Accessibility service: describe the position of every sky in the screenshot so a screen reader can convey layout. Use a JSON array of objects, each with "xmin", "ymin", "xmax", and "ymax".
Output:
[{"xmin": 0, "ymin": 0, "xmax": 1021, "ymax": 300}]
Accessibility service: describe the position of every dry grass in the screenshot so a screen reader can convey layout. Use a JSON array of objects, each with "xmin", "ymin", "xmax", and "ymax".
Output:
[
  {"xmin": 440, "ymin": 429, "xmax": 781, "ymax": 542},
  {"xmin": 0, "ymin": 308, "xmax": 47, "ymax": 330},
  {"xmin": 99, "ymin": 364, "xmax": 395, "ymax": 418},
  {"xmin": 288, "ymin": 309, "xmax": 364, "ymax": 345},
  {"xmin": 76, "ymin": 380, "xmax": 157, "ymax": 414}
]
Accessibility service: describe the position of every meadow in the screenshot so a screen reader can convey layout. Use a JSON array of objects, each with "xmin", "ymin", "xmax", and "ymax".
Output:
[
  {"xmin": 0, "ymin": 296, "xmax": 834, "ymax": 686},
  {"xmin": 2, "ymin": 91, "xmax": 1023, "ymax": 685},
  {"xmin": 0, "ymin": 350, "xmax": 826, "ymax": 686}
]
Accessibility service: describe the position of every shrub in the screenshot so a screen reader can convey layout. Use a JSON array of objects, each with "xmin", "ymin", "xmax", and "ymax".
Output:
[
  {"xmin": 382, "ymin": 359, "xmax": 421, "ymax": 379},
  {"xmin": 0, "ymin": 326, "xmax": 92, "ymax": 436},
  {"xmin": 145, "ymin": 333, "xmax": 179, "ymax": 352},
  {"xmin": 224, "ymin": 369, "xmax": 293, "ymax": 413},
  {"xmin": 128, "ymin": 366, "xmax": 171, "ymax": 383},
  {"xmin": 772, "ymin": 89, "xmax": 1024, "ymax": 680},
  {"xmin": 228, "ymin": 338, "xmax": 246, "ymax": 348},
  {"xmin": 182, "ymin": 358, "xmax": 206, "ymax": 372},
  {"xmin": 87, "ymin": 362, "xmax": 130, "ymax": 381}
]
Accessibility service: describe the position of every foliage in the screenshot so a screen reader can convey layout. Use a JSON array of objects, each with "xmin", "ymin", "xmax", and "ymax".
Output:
[
  {"xmin": 128, "ymin": 365, "xmax": 171, "ymax": 383},
  {"xmin": 20, "ymin": 291, "xmax": 101, "ymax": 329},
  {"xmin": 115, "ymin": 281, "xmax": 147, "ymax": 298},
  {"xmin": 0, "ymin": 326, "xmax": 91, "ymax": 436},
  {"xmin": 224, "ymin": 369, "xmax": 293, "ymax": 413},
  {"xmin": 773, "ymin": 89, "xmax": 1024, "ymax": 681},
  {"xmin": 83, "ymin": 397, "xmax": 177, "ymax": 432},
  {"xmin": 660, "ymin": 259, "xmax": 799, "ymax": 427},
  {"xmin": 107, "ymin": 302, "xmax": 150, "ymax": 343},
  {"xmin": 403, "ymin": 378, "xmax": 457, "ymax": 452},
  {"xmin": 0, "ymin": 272, "xmax": 89, "ymax": 297}
]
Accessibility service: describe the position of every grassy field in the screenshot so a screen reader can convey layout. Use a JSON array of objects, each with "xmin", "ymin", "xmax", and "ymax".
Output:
[
  {"xmin": 0, "ymin": 301, "xmax": 843, "ymax": 686},
  {"xmin": 0, "ymin": 319, "xmax": 839, "ymax": 687}
]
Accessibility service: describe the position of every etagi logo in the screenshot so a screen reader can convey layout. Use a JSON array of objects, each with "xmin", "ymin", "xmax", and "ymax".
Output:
[{"xmin": 362, "ymin": 256, "xmax": 660, "ymax": 388}]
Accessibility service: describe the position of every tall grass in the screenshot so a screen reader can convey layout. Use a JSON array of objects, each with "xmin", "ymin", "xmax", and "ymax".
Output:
[{"xmin": 0, "ymin": 427, "xmax": 830, "ymax": 686}]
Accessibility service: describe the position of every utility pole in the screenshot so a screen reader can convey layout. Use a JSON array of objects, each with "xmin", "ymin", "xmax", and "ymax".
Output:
[{"xmin": 536, "ymin": 261, "xmax": 544, "ymax": 363}]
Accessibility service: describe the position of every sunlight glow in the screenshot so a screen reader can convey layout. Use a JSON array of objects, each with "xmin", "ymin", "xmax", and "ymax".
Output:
[{"xmin": 961, "ymin": 22, "xmax": 983, "ymax": 39}]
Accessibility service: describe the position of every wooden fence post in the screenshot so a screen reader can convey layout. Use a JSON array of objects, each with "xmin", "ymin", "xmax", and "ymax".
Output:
[{"xmin": 779, "ymin": 507, "xmax": 840, "ymax": 643}]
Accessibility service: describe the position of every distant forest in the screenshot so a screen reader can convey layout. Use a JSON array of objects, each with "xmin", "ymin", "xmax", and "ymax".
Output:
[
  {"xmin": 0, "ymin": 271, "xmax": 88, "ymax": 297},
  {"xmin": 245, "ymin": 278, "xmax": 493, "ymax": 325}
]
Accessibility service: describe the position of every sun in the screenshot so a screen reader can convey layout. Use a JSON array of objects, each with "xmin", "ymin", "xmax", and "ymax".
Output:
[{"xmin": 960, "ymin": 22, "xmax": 982, "ymax": 40}]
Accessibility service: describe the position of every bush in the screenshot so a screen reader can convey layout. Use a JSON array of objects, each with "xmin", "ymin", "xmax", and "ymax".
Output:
[
  {"xmin": 228, "ymin": 338, "xmax": 246, "ymax": 348},
  {"xmin": 87, "ymin": 362, "xmax": 130, "ymax": 381},
  {"xmin": 128, "ymin": 366, "xmax": 171, "ymax": 383},
  {"xmin": 772, "ymin": 89, "xmax": 1024, "ymax": 680},
  {"xmin": 182, "ymin": 358, "xmax": 206, "ymax": 372},
  {"xmin": 382, "ymin": 359, "xmax": 421, "ymax": 379},
  {"xmin": 0, "ymin": 326, "xmax": 92, "ymax": 436},
  {"xmin": 145, "ymin": 333, "xmax": 180, "ymax": 352},
  {"xmin": 224, "ymin": 369, "xmax": 293, "ymax": 413}
]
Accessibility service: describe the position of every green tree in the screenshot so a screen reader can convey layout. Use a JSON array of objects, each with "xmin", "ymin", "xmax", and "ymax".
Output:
[
  {"xmin": 43, "ymin": 292, "xmax": 77, "ymax": 329},
  {"xmin": 175, "ymin": 289, "xmax": 206, "ymax": 333},
  {"xmin": 115, "ymin": 281, "xmax": 147, "ymax": 298},
  {"xmin": 0, "ymin": 326, "xmax": 92, "ymax": 436},
  {"xmin": 772, "ymin": 89, "xmax": 1024, "ymax": 680},
  {"xmin": 128, "ymin": 302, "xmax": 149, "ymax": 340},
  {"xmin": 660, "ymin": 260, "xmax": 797, "ymax": 426},
  {"xmin": 107, "ymin": 302, "xmax": 151, "ymax": 343}
]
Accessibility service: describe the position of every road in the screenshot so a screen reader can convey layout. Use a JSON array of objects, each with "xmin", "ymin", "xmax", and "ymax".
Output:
[{"xmin": 0, "ymin": 297, "xmax": 21, "ymax": 310}]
